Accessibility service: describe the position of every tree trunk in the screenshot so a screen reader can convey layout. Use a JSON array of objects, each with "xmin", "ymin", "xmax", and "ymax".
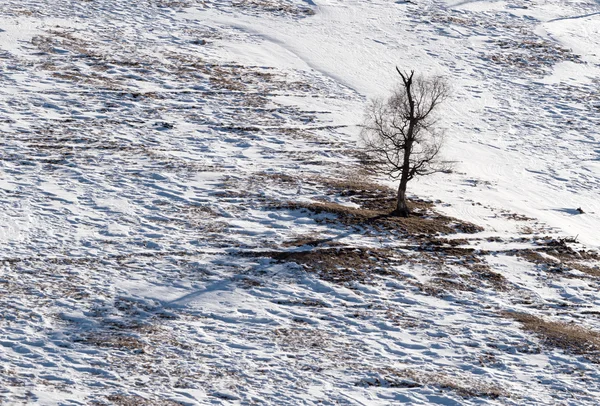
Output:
[
  {"xmin": 393, "ymin": 136, "xmax": 413, "ymax": 218},
  {"xmin": 394, "ymin": 179, "xmax": 410, "ymax": 217}
]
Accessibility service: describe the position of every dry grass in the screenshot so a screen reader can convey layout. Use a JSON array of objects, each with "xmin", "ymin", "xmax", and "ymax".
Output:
[
  {"xmin": 569, "ymin": 263, "xmax": 600, "ymax": 277},
  {"xmin": 101, "ymin": 395, "xmax": 183, "ymax": 406},
  {"xmin": 488, "ymin": 38, "xmax": 581, "ymax": 74},
  {"xmin": 315, "ymin": 176, "xmax": 392, "ymax": 194},
  {"xmin": 279, "ymin": 200, "xmax": 482, "ymax": 236},
  {"xmin": 427, "ymin": 271, "xmax": 475, "ymax": 293},
  {"xmin": 413, "ymin": 261, "xmax": 509, "ymax": 296},
  {"xmin": 79, "ymin": 333, "xmax": 146, "ymax": 351},
  {"xmin": 275, "ymin": 298, "xmax": 328, "ymax": 307},
  {"xmin": 247, "ymin": 241, "xmax": 509, "ymax": 292},
  {"xmin": 313, "ymin": 175, "xmax": 419, "ymax": 212},
  {"xmin": 231, "ymin": 0, "xmax": 315, "ymax": 16},
  {"xmin": 359, "ymin": 367, "xmax": 509, "ymax": 399},
  {"xmin": 156, "ymin": 0, "xmax": 200, "ymax": 7},
  {"xmin": 508, "ymin": 238, "xmax": 600, "ymax": 278},
  {"xmin": 281, "ymin": 232, "xmax": 342, "ymax": 248},
  {"xmin": 255, "ymin": 173, "xmax": 483, "ymax": 236},
  {"xmin": 272, "ymin": 327, "xmax": 330, "ymax": 349},
  {"xmin": 250, "ymin": 247, "xmax": 399, "ymax": 284},
  {"xmin": 503, "ymin": 312, "xmax": 600, "ymax": 360},
  {"xmin": 467, "ymin": 263, "xmax": 509, "ymax": 291}
]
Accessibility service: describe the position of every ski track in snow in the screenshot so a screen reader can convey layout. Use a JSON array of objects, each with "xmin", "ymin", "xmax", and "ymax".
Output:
[{"xmin": 1, "ymin": 0, "xmax": 600, "ymax": 404}]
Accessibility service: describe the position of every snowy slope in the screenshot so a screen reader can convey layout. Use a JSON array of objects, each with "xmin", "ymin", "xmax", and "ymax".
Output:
[{"xmin": 1, "ymin": 0, "xmax": 600, "ymax": 404}]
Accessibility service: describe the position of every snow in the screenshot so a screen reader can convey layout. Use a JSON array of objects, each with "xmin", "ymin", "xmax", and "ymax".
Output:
[{"xmin": 1, "ymin": 0, "xmax": 600, "ymax": 404}]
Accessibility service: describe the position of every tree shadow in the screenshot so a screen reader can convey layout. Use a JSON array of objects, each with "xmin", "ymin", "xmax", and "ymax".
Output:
[{"xmin": 553, "ymin": 208, "xmax": 584, "ymax": 216}]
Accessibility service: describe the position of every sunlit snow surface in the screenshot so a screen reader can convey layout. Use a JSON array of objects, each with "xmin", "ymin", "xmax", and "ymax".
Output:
[{"xmin": 1, "ymin": 0, "xmax": 600, "ymax": 404}]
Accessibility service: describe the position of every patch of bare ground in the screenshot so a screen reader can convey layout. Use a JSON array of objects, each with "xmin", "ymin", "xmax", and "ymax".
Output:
[
  {"xmin": 254, "ymin": 176, "xmax": 495, "ymax": 288},
  {"xmin": 503, "ymin": 312, "xmax": 600, "ymax": 362},
  {"xmin": 0, "ymin": 250, "xmax": 206, "ymax": 267},
  {"xmin": 314, "ymin": 175, "xmax": 392, "ymax": 194},
  {"xmin": 156, "ymin": 0, "xmax": 202, "ymax": 8},
  {"xmin": 273, "ymin": 176, "xmax": 483, "ymax": 234},
  {"xmin": 204, "ymin": 63, "xmax": 315, "ymax": 96},
  {"xmin": 249, "ymin": 247, "xmax": 400, "ymax": 284},
  {"xmin": 414, "ymin": 260, "xmax": 509, "ymax": 296},
  {"xmin": 78, "ymin": 334, "xmax": 147, "ymax": 352},
  {"xmin": 500, "ymin": 211, "xmax": 534, "ymax": 221},
  {"xmin": 358, "ymin": 367, "xmax": 509, "ymax": 399},
  {"xmin": 272, "ymin": 327, "xmax": 330, "ymax": 349},
  {"xmin": 424, "ymin": 270, "xmax": 475, "ymax": 293},
  {"xmin": 405, "ymin": 236, "xmax": 511, "ymax": 293},
  {"xmin": 489, "ymin": 38, "xmax": 581, "ymax": 74},
  {"xmin": 95, "ymin": 395, "xmax": 183, "ymax": 406},
  {"xmin": 246, "ymin": 241, "xmax": 510, "ymax": 292},
  {"xmin": 251, "ymin": 171, "xmax": 300, "ymax": 187},
  {"xmin": 230, "ymin": 0, "xmax": 315, "ymax": 16},
  {"xmin": 507, "ymin": 237, "xmax": 600, "ymax": 278},
  {"xmin": 275, "ymin": 298, "xmax": 328, "ymax": 307},
  {"xmin": 278, "ymin": 200, "xmax": 482, "ymax": 235},
  {"xmin": 467, "ymin": 263, "xmax": 509, "ymax": 291},
  {"xmin": 281, "ymin": 232, "xmax": 343, "ymax": 248}
]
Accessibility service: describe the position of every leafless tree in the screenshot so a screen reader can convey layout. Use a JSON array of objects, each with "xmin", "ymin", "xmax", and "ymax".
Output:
[{"xmin": 361, "ymin": 68, "xmax": 450, "ymax": 217}]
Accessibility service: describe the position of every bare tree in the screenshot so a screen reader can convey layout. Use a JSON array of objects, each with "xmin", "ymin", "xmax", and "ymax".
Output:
[{"xmin": 361, "ymin": 68, "xmax": 450, "ymax": 217}]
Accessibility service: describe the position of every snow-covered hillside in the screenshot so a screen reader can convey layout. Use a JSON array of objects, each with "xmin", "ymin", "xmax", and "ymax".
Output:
[{"xmin": 1, "ymin": 0, "xmax": 600, "ymax": 404}]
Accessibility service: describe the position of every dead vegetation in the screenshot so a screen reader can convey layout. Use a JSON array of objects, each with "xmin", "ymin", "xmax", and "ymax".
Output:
[
  {"xmin": 241, "ymin": 174, "xmax": 503, "ymax": 290},
  {"xmin": 79, "ymin": 333, "xmax": 147, "ymax": 352},
  {"xmin": 33, "ymin": 28, "xmax": 316, "ymax": 101},
  {"xmin": 155, "ymin": 0, "xmax": 200, "ymax": 8},
  {"xmin": 281, "ymin": 232, "xmax": 342, "ymax": 248},
  {"xmin": 488, "ymin": 38, "xmax": 581, "ymax": 74},
  {"xmin": 275, "ymin": 298, "xmax": 328, "ymax": 307},
  {"xmin": 503, "ymin": 312, "xmax": 600, "ymax": 361},
  {"xmin": 247, "ymin": 239, "xmax": 510, "ymax": 293},
  {"xmin": 98, "ymin": 395, "xmax": 183, "ymax": 406},
  {"xmin": 248, "ymin": 247, "xmax": 399, "ymax": 284},
  {"xmin": 230, "ymin": 0, "xmax": 315, "ymax": 16},
  {"xmin": 278, "ymin": 200, "xmax": 483, "ymax": 236},
  {"xmin": 270, "ymin": 176, "xmax": 483, "ymax": 235},
  {"xmin": 507, "ymin": 237, "xmax": 600, "ymax": 278},
  {"xmin": 358, "ymin": 367, "xmax": 509, "ymax": 399},
  {"xmin": 428, "ymin": 11, "xmax": 527, "ymax": 32},
  {"xmin": 467, "ymin": 264, "xmax": 509, "ymax": 291},
  {"xmin": 272, "ymin": 327, "xmax": 330, "ymax": 349},
  {"xmin": 419, "ymin": 262, "xmax": 509, "ymax": 295}
]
